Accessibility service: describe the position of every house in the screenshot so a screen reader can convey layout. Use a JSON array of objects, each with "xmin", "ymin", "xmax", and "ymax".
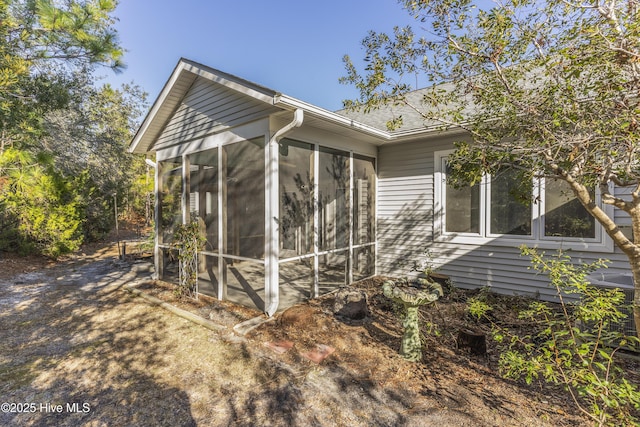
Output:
[{"xmin": 130, "ymin": 58, "xmax": 634, "ymax": 321}]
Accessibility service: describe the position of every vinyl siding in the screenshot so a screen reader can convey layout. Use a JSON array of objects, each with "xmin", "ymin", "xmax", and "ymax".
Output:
[
  {"xmin": 154, "ymin": 77, "xmax": 278, "ymax": 151},
  {"xmin": 377, "ymin": 136, "xmax": 633, "ymax": 302}
]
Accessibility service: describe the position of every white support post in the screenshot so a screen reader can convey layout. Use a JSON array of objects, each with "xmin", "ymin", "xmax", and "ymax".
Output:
[
  {"xmin": 154, "ymin": 161, "xmax": 163, "ymax": 280},
  {"xmin": 312, "ymin": 143, "xmax": 320, "ymax": 298},
  {"xmin": 374, "ymin": 157, "xmax": 378, "ymax": 277},
  {"xmin": 218, "ymin": 145, "xmax": 225, "ymax": 300},
  {"xmin": 348, "ymin": 152, "xmax": 354, "ymax": 285},
  {"xmin": 182, "ymin": 154, "xmax": 190, "ymax": 225}
]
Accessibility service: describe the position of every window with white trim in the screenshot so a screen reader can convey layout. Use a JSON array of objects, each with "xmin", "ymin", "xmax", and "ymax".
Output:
[{"xmin": 434, "ymin": 150, "xmax": 612, "ymax": 251}]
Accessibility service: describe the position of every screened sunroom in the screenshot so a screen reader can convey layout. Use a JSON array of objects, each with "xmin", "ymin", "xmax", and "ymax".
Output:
[
  {"xmin": 129, "ymin": 59, "xmax": 385, "ymax": 314},
  {"xmin": 155, "ymin": 133, "xmax": 376, "ymax": 313}
]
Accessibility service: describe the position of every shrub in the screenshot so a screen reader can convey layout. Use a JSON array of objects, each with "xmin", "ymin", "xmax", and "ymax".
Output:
[{"xmin": 491, "ymin": 247, "xmax": 640, "ymax": 426}]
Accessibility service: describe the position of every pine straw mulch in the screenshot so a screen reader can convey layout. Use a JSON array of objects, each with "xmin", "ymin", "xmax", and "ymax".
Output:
[{"xmin": 133, "ymin": 275, "xmax": 640, "ymax": 426}]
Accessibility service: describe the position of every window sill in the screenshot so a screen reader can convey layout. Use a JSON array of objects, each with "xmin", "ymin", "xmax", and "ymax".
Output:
[{"xmin": 435, "ymin": 234, "xmax": 614, "ymax": 253}]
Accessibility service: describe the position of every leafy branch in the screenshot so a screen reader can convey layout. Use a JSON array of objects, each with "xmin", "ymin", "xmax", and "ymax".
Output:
[{"xmin": 472, "ymin": 246, "xmax": 640, "ymax": 426}]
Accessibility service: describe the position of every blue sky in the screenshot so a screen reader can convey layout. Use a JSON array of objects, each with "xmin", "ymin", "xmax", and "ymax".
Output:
[{"xmin": 100, "ymin": 0, "xmax": 417, "ymax": 111}]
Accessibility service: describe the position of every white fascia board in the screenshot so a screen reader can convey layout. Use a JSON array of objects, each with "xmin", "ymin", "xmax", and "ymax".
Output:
[
  {"xmin": 274, "ymin": 94, "xmax": 471, "ymax": 145},
  {"xmin": 129, "ymin": 60, "xmax": 194, "ymax": 154},
  {"xmin": 129, "ymin": 58, "xmax": 279, "ymax": 154},
  {"xmin": 181, "ymin": 62, "xmax": 277, "ymax": 105},
  {"xmin": 390, "ymin": 124, "xmax": 470, "ymax": 142}
]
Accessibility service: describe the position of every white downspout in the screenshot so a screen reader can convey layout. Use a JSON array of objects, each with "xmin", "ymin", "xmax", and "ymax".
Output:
[{"xmin": 265, "ymin": 109, "xmax": 304, "ymax": 316}]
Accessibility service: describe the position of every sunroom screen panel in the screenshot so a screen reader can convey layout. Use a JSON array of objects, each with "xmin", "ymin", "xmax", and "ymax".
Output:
[
  {"xmin": 279, "ymin": 139, "xmax": 314, "ymax": 258},
  {"xmin": 222, "ymin": 138, "xmax": 266, "ymax": 259},
  {"xmin": 189, "ymin": 148, "xmax": 218, "ymax": 252},
  {"xmin": 353, "ymin": 154, "xmax": 376, "ymax": 245},
  {"xmin": 159, "ymin": 159, "xmax": 183, "ymax": 244},
  {"xmin": 318, "ymin": 147, "xmax": 350, "ymax": 251}
]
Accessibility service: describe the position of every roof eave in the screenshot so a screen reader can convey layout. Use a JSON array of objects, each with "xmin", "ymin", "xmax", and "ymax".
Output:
[
  {"xmin": 274, "ymin": 95, "xmax": 391, "ymax": 143},
  {"xmin": 129, "ymin": 59, "xmax": 191, "ymax": 154},
  {"xmin": 129, "ymin": 58, "xmax": 467, "ymax": 155},
  {"xmin": 129, "ymin": 58, "xmax": 280, "ymax": 154}
]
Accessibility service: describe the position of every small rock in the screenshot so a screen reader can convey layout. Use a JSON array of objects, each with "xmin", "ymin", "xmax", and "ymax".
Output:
[{"xmin": 333, "ymin": 287, "xmax": 369, "ymax": 320}]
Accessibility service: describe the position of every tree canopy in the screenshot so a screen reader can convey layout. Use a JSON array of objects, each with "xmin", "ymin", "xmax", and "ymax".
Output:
[
  {"xmin": 342, "ymin": 0, "xmax": 640, "ymax": 335},
  {"xmin": 0, "ymin": 0, "xmax": 149, "ymax": 257}
]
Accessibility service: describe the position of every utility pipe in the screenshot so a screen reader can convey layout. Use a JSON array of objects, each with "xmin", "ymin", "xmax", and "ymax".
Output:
[{"xmin": 265, "ymin": 109, "xmax": 304, "ymax": 316}]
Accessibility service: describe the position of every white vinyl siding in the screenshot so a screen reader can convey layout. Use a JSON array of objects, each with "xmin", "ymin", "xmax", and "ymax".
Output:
[
  {"xmin": 376, "ymin": 136, "xmax": 632, "ymax": 302},
  {"xmin": 154, "ymin": 77, "xmax": 279, "ymax": 151}
]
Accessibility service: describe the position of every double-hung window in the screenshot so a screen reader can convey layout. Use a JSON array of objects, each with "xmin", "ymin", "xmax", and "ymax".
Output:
[{"xmin": 434, "ymin": 150, "xmax": 612, "ymax": 251}]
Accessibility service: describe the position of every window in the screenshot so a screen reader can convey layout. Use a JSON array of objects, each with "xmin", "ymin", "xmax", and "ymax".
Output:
[
  {"xmin": 543, "ymin": 178, "xmax": 595, "ymax": 239},
  {"xmin": 489, "ymin": 169, "xmax": 532, "ymax": 236},
  {"xmin": 445, "ymin": 163, "xmax": 481, "ymax": 234},
  {"xmin": 435, "ymin": 151, "xmax": 611, "ymax": 250}
]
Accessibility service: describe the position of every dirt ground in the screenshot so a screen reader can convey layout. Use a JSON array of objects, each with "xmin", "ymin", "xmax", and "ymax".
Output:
[{"xmin": 0, "ymin": 235, "xmax": 638, "ymax": 426}]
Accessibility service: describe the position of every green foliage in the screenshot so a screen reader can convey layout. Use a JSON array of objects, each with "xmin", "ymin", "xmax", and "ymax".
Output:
[
  {"xmin": 487, "ymin": 247, "xmax": 640, "ymax": 426},
  {"xmin": 342, "ymin": 0, "xmax": 640, "ymax": 338},
  {"xmin": 43, "ymin": 82, "xmax": 149, "ymax": 240},
  {"xmin": 1, "ymin": 0, "xmax": 124, "ymax": 151},
  {"xmin": 0, "ymin": 82, "xmax": 148, "ymax": 256},
  {"xmin": 0, "ymin": 148, "xmax": 83, "ymax": 257},
  {"xmin": 467, "ymin": 295, "xmax": 492, "ymax": 321}
]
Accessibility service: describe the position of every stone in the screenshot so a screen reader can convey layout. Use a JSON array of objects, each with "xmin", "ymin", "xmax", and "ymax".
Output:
[
  {"xmin": 333, "ymin": 287, "xmax": 369, "ymax": 320},
  {"xmin": 264, "ymin": 340, "xmax": 294, "ymax": 354}
]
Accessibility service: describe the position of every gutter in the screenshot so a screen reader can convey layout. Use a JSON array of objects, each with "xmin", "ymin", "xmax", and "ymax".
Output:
[
  {"xmin": 273, "ymin": 94, "xmax": 390, "ymax": 141},
  {"xmin": 273, "ymin": 93, "xmax": 472, "ymax": 144},
  {"xmin": 264, "ymin": 108, "xmax": 304, "ymax": 316}
]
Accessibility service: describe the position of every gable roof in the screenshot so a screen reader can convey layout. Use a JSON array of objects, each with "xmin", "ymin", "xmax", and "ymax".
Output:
[
  {"xmin": 130, "ymin": 58, "xmax": 278, "ymax": 154},
  {"xmin": 129, "ymin": 58, "xmax": 466, "ymax": 154}
]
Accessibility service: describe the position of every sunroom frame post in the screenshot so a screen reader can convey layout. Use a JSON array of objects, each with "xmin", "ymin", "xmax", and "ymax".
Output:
[
  {"xmin": 347, "ymin": 152, "xmax": 354, "ymax": 285},
  {"xmin": 218, "ymin": 145, "xmax": 226, "ymax": 300},
  {"xmin": 181, "ymin": 154, "xmax": 190, "ymax": 225},
  {"xmin": 154, "ymin": 160, "xmax": 164, "ymax": 280},
  {"xmin": 312, "ymin": 143, "xmax": 320, "ymax": 298}
]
